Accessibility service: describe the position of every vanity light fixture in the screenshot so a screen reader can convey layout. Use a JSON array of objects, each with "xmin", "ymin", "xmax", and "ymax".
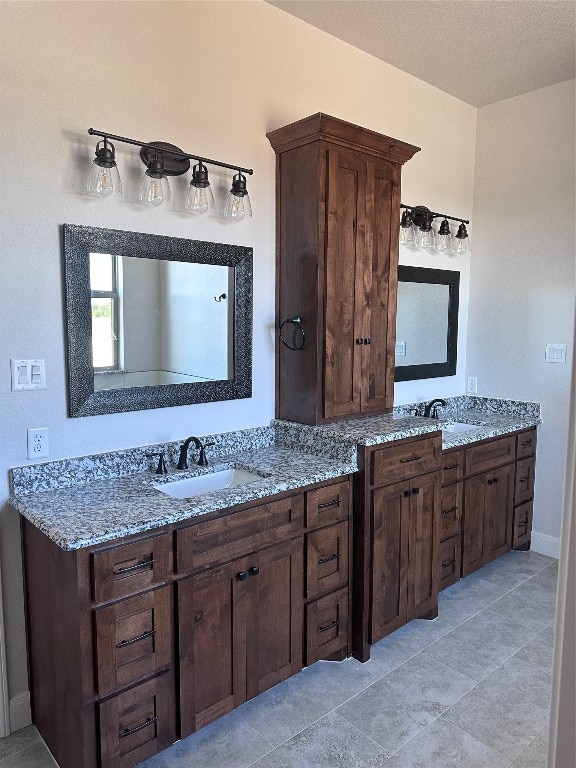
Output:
[
  {"xmin": 400, "ymin": 204, "xmax": 470, "ymax": 254},
  {"xmin": 86, "ymin": 128, "xmax": 253, "ymax": 220}
]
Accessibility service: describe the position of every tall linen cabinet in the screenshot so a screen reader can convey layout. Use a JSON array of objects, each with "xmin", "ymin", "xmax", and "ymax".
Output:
[{"xmin": 267, "ymin": 113, "xmax": 420, "ymax": 425}]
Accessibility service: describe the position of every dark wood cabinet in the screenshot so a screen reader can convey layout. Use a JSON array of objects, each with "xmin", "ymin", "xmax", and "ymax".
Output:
[
  {"xmin": 353, "ymin": 433, "xmax": 442, "ymax": 661},
  {"xmin": 267, "ymin": 113, "xmax": 419, "ymax": 425},
  {"xmin": 22, "ymin": 475, "xmax": 351, "ymax": 768}
]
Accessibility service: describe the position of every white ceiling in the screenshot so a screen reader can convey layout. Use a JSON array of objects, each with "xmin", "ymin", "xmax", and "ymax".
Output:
[{"xmin": 267, "ymin": 0, "xmax": 576, "ymax": 107}]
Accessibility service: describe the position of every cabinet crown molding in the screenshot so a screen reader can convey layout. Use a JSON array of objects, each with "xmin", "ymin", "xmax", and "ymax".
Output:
[{"xmin": 267, "ymin": 112, "xmax": 420, "ymax": 165}]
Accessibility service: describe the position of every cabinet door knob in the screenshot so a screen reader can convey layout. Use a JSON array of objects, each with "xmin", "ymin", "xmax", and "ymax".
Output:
[
  {"xmin": 249, "ymin": 566, "xmax": 260, "ymax": 576},
  {"xmin": 364, "ymin": 338, "xmax": 371, "ymax": 345},
  {"xmin": 412, "ymin": 487, "xmax": 420, "ymax": 495},
  {"xmin": 487, "ymin": 479, "xmax": 493, "ymax": 485},
  {"xmin": 404, "ymin": 489, "xmax": 412, "ymax": 497},
  {"xmin": 356, "ymin": 338, "xmax": 364, "ymax": 345},
  {"xmin": 493, "ymin": 477, "xmax": 499, "ymax": 484},
  {"xmin": 236, "ymin": 571, "xmax": 247, "ymax": 581}
]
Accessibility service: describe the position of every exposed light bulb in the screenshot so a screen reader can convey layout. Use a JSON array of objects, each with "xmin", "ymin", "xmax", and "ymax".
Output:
[
  {"xmin": 139, "ymin": 153, "xmax": 171, "ymax": 207},
  {"xmin": 436, "ymin": 219, "xmax": 453, "ymax": 254},
  {"xmin": 185, "ymin": 163, "xmax": 215, "ymax": 215},
  {"xmin": 454, "ymin": 222, "xmax": 471, "ymax": 255},
  {"xmin": 399, "ymin": 210, "xmax": 417, "ymax": 248},
  {"xmin": 415, "ymin": 218, "xmax": 436, "ymax": 251},
  {"xmin": 223, "ymin": 172, "xmax": 252, "ymax": 222}
]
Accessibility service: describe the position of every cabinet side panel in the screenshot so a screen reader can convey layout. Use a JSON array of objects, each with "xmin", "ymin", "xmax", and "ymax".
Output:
[
  {"xmin": 22, "ymin": 520, "xmax": 94, "ymax": 768},
  {"xmin": 276, "ymin": 143, "xmax": 322, "ymax": 424}
]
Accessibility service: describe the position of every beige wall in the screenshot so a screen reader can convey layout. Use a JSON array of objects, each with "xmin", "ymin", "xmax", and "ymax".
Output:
[
  {"xmin": 468, "ymin": 80, "xmax": 576, "ymax": 553},
  {"xmin": 0, "ymin": 0, "xmax": 476, "ymax": 723}
]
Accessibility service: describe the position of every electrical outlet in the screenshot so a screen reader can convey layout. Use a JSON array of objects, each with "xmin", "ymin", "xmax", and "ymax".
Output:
[
  {"xmin": 467, "ymin": 376, "xmax": 478, "ymax": 394},
  {"xmin": 27, "ymin": 427, "xmax": 49, "ymax": 460}
]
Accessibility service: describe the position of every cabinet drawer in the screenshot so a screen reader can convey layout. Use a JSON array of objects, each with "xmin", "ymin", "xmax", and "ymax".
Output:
[
  {"xmin": 439, "ymin": 535, "xmax": 461, "ymax": 591},
  {"xmin": 99, "ymin": 673, "xmax": 175, "ymax": 768},
  {"xmin": 440, "ymin": 482, "xmax": 462, "ymax": 541},
  {"xmin": 517, "ymin": 429, "xmax": 537, "ymax": 459},
  {"xmin": 94, "ymin": 587, "xmax": 172, "ymax": 696},
  {"xmin": 515, "ymin": 457, "xmax": 536, "ymax": 505},
  {"xmin": 176, "ymin": 494, "xmax": 304, "ymax": 573},
  {"xmin": 92, "ymin": 535, "xmax": 170, "ymax": 604},
  {"xmin": 512, "ymin": 501, "xmax": 533, "ymax": 549},
  {"xmin": 305, "ymin": 587, "xmax": 349, "ymax": 665},
  {"xmin": 305, "ymin": 480, "xmax": 349, "ymax": 528},
  {"xmin": 370, "ymin": 435, "xmax": 441, "ymax": 487},
  {"xmin": 465, "ymin": 435, "xmax": 515, "ymax": 476},
  {"xmin": 442, "ymin": 449, "xmax": 464, "ymax": 485},
  {"xmin": 306, "ymin": 521, "xmax": 348, "ymax": 599}
]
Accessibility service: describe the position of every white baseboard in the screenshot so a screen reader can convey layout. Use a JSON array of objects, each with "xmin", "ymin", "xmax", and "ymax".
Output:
[
  {"xmin": 9, "ymin": 691, "xmax": 31, "ymax": 733},
  {"xmin": 531, "ymin": 531, "xmax": 561, "ymax": 559}
]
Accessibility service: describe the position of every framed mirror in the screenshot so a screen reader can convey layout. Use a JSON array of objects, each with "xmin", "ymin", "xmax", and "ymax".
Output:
[
  {"xmin": 394, "ymin": 265, "xmax": 459, "ymax": 382},
  {"xmin": 63, "ymin": 224, "xmax": 252, "ymax": 417}
]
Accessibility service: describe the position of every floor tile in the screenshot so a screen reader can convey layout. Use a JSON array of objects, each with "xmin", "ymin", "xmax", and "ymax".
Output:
[
  {"xmin": 248, "ymin": 712, "xmax": 389, "ymax": 768},
  {"xmin": 468, "ymin": 551, "xmax": 555, "ymax": 589},
  {"xmin": 509, "ymin": 727, "xmax": 549, "ymax": 768},
  {"xmin": 336, "ymin": 654, "xmax": 474, "ymax": 756},
  {"xmin": 0, "ymin": 743, "xmax": 57, "ymax": 768},
  {"xmin": 513, "ymin": 621, "xmax": 556, "ymax": 670},
  {"xmin": 489, "ymin": 577, "xmax": 557, "ymax": 631},
  {"xmin": 472, "ymin": 654, "xmax": 552, "ymax": 714},
  {"xmin": 139, "ymin": 710, "xmax": 273, "ymax": 768},
  {"xmin": 0, "ymin": 728, "xmax": 41, "ymax": 761},
  {"xmin": 437, "ymin": 574, "xmax": 512, "ymax": 626},
  {"xmin": 425, "ymin": 609, "xmax": 536, "ymax": 681},
  {"xmin": 239, "ymin": 659, "xmax": 376, "ymax": 747},
  {"xmin": 442, "ymin": 685, "xmax": 547, "ymax": 761},
  {"xmin": 383, "ymin": 717, "xmax": 510, "ymax": 768}
]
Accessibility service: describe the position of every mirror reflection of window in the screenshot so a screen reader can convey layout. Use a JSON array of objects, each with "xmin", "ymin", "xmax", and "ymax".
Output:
[{"xmin": 90, "ymin": 253, "xmax": 121, "ymax": 370}]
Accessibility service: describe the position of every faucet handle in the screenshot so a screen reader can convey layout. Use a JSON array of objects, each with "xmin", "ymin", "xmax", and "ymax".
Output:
[
  {"xmin": 197, "ymin": 442, "xmax": 215, "ymax": 466},
  {"xmin": 146, "ymin": 452, "xmax": 168, "ymax": 475}
]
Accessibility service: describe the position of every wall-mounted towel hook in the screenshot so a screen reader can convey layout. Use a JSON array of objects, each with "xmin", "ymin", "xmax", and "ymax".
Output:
[{"xmin": 214, "ymin": 293, "xmax": 227, "ymax": 302}]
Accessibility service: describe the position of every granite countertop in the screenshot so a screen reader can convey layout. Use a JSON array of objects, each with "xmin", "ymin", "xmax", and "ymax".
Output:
[
  {"xmin": 10, "ymin": 446, "xmax": 357, "ymax": 551},
  {"xmin": 10, "ymin": 397, "xmax": 541, "ymax": 552}
]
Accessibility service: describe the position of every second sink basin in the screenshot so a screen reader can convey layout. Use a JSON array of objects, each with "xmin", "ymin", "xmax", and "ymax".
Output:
[
  {"xmin": 442, "ymin": 422, "xmax": 483, "ymax": 434},
  {"xmin": 153, "ymin": 468, "xmax": 264, "ymax": 499}
]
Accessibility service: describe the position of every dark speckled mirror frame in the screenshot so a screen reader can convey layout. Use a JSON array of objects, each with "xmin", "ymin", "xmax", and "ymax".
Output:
[{"xmin": 62, "ymin": 224, "xmax": 253, "ymax": 417}]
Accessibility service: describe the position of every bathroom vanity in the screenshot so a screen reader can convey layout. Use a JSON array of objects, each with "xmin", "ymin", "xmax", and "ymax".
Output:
[{"xmin": 10, "ymin": 398, "xmax": 539, "ymax": 768}]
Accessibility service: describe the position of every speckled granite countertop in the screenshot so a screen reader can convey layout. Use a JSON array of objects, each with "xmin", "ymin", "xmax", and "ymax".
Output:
[
  {"xmin": 10, "ymin": 446, "xmax": 356, "ymax": 551},
  {"xmin": 9, "ymin": 396, "xmax": 540, "ymax": 552}
]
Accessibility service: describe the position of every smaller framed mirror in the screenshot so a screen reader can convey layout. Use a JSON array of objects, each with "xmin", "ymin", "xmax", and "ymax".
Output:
[
  {"xmin": 395, "ymin": 265, "xmax": 459, "ymax": 382},
  {"xmin": 63, "ymin": 224, "xmax": 253, "ymax": 417}
]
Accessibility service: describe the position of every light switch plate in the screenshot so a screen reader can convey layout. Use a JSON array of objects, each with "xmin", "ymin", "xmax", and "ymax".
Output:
[
  {"xmin": 545, "ymin": 344, "xmax": 567, "ymax": 363},
  {"xmin": 395, "ymin": 341, "xmax": 406, "ymax": 356},
  {"xmin": 11, "ymin": 359, "xmax": 46, "ymax": 390}
]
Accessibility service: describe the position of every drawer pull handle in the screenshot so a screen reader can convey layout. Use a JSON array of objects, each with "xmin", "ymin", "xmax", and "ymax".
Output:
[
  {"xmin": 120, "ymin": 716, "xmax": 157, "ymax": 739},
  {"xmin": 442, "ymin": 506, "xmax": 457, "ymax": 516},
  {"xmin": 117, "ymin": 629, "xmax": 156, "ymax": 648},
  {"xmin": 444, "ymin": 463, "xmax": 459, "ymax": 471},
  {"xmin": 318, "ymin": 496, "xmax": 341, "ymax": 510},
  {"xmin": 521, "ymin": 440, "xmax": 532, "ymax": 447},
  {"xmin": 520, "ymin": 476, "xmax": 529, "ymax": 482},
  {"xmin": 236, "ymin": 571, "xmax": 247, "ymax": 581},
  {"xmin": 115, "ymin": 558, "xmax": 154, "ymax": 576},
  {"xmin": 442, "ymin": 559, "xmax": 456, "ymax": 568},
  {"xmin": 318, "ymin": 553, "xmax": 340, "ymax": 565},
  {"xmin": 318, "ymin": 619, "xmax": 340, "ymax": 633},
  {"xmin": 400, "ymin": 455, "xmax": 422, "ymax": 463}
]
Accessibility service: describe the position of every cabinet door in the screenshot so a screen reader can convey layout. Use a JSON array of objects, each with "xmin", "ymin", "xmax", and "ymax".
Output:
[
  {"xmin": 407, "ymin": 473, "xmax": 440, "ymax": 619},
  {"xmin": 178, "ymin": 557, "xmax": 248, "ymax": 736},
  {"xmin": 362, "ymin": 159, "xmax": 399, "ymax": 413},
  {"xmin": 324, "ymin": 147, "xmax": 367, "ymax": 420},
  {"xmin": 370, "ymin": 481, "xmax": 409, "ymax": 642},
  {"xmin": 463, "ymin": 474, "xmax": 488, "ymax": 577},
  {"xmin": 246, "ymin": 539, "xmax": 304, "ymax": 700},
  {"xmin": 485, "ymin": 463, "xmax": 514, "ymax": 563}
]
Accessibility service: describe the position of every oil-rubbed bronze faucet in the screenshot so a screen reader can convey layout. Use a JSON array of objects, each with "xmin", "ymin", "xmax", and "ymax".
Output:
[
  {"xmin": 422, "ymin": 398, "xmax": 447, "ymax": 419},
  {"xmin": 177, "ymin": 436, "xmax": 214, "ymax": 469}
]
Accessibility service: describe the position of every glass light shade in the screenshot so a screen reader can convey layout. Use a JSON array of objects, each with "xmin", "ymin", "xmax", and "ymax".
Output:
[
  {"xmin": 435, "ymin": 220, "xmax": 453, "ymax": 254},
  {"xmin": 185, "ymin": 183, "xmax": 215, "ymax": 215},
  {"xmin": 454, "ymin": 235, "xmax": 471, "ymax": 255},
  {"xmin": 415, "ymin": 226, "xmax": 436, "ymax": 251},
  {"xmin": 87, "ymin": 162, "xmax": 122, "ymax": 197},
  {"xmin": 139, "ymin": 172, "xmax": 171, "ymax": 207},
  {"xmin": 223, "ymin": 190, "xmax": 252, "ymax": 221}
]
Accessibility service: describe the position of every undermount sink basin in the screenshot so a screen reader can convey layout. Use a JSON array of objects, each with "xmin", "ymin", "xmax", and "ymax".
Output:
[
  {"xmin": 153, "ymin": 468, "xmax": 264, "ymax": 499},
  {"xmin": 442, "ymin": 422, "xmax": 483, "ymax": 434}
]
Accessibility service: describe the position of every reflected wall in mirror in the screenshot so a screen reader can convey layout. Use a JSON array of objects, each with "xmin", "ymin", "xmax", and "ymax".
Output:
[
  {"xmin": 63, "ymin": 224, "xmax": 252, "ymax": 416},
  {"xmin": 394, "ymin": 265, "xmax": 459, "ymax": 382}
]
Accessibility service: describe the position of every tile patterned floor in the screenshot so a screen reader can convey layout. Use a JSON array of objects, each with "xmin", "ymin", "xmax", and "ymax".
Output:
[{"xmin": 0, "ymin": 550, "xmax": 557, "ymax": 768}]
